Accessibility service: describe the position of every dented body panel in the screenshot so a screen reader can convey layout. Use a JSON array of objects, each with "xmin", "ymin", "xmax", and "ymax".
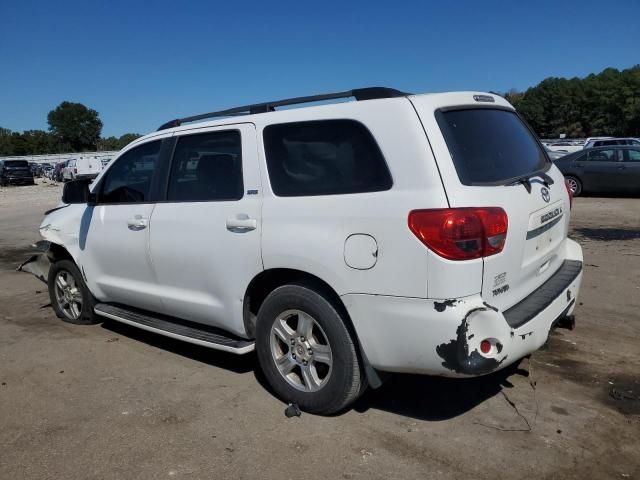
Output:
[
  {"xmin": 19, "ymin": 204, "xmax": 88, "ymax": 283},
  {"xmin": 342, "ymin": 238, "xmax": 582, "ymax": 376}
]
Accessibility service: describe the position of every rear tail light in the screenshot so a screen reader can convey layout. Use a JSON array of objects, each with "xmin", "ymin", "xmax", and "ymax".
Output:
[
  {"xmin": 564, "ymin": 179, "xmax": 573, "ymax": 208},
  {"xmin": 408, "ymin": 207, "xmax": 508, "ymax": 260}
]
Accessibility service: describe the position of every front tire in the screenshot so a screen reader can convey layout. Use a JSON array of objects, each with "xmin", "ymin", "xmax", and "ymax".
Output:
[
  {"xmin": 565, "ymin": 175, "xmax": 582, "ymax": 196},
  {"xmin": 255, "ymin": 283, "xmax": 364, "ymax": 415},
  {"xmin": 48, "ymin": 260, "xmax": 100, "ymax": 325}
]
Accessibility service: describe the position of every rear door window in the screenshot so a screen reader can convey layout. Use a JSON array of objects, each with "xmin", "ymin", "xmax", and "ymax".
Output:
[
  {"xmin": 435, "ymin": 108, "xmax": 548, "ymax": 185},
  {"xmin": 626, "ymin": 149, "xmax": 640, "ymax": 162},
  {"xmin": 263, "ymin": 120, "xmax": 392, "ymax": 197}
]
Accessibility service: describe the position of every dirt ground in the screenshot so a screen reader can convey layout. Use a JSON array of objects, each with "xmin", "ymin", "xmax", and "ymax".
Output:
[{"xmin": 1, "ymin": 180, "xmax": 638, "ymax": 480}]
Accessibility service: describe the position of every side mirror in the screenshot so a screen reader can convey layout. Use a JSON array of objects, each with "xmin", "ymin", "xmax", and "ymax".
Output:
[{"xmin": 62, "ymin": 179, "xmax": 94, "ymax": 204}]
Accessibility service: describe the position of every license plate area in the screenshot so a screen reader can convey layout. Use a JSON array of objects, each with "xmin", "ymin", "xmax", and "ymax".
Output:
[{"xmin": 525, "ymin": 200, "xmax": 565, "ymax": 260}]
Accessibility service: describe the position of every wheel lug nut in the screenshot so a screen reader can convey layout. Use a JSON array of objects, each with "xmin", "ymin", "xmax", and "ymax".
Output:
[
  {"xmin": 300, "ymin": 336, "xmax": 305, "ymax": 342},
  {"xmin": 292, "ymin": 353, "xmax": 296, "ymax": 359},
  {"xmin": 308, "ymin": 349, "xmax": 313, "ymax": 355},
  {"xmin": 290, "ymin": 339, "xmax": 295, "ymax": 345},
  {"xmin": 303, "ymin": 360, "xmax": 308, "ymax": 366}
]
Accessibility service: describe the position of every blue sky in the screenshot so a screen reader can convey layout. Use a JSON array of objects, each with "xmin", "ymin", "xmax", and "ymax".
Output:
[{"xmin": 1, "ymin": 0, "xmax": 639, "ymax": 137}]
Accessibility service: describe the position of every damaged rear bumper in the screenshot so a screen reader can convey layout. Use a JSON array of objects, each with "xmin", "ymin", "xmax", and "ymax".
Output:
[{"xmin": 342, "ymin": 242, "xmax": 583, "ymax": 377}]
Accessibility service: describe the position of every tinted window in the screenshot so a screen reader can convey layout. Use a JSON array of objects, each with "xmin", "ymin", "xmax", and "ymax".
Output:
[
  {"xmin": 167, "ymin": 130, "xmax": 243, "ymax": 202},
  {"xmin": 627, "ymin": 150, "xmax": 640, "ymax": 162},
  {"xmin": 586, "ymin": 149, "xmax": 619, "ymax": 162},
  {"xmin": 263, "ymin": 120, "xmax": 392, "ymax": 196},
  {"xmin": 4, "ymin": 160, "xmax": 29, "ymax": 168},
  {"xmin": 436, "ymin": 109, "xmax": 547, "ymax": 185},
  {"xmin": 100, "ymin": 141, "xmax": 161, "ymax": 203}
]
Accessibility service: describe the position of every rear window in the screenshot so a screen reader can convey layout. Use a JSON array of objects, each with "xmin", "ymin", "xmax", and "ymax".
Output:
[
  {"xmin": 4, "ymin": 160, "xmax": 29, "ymax": 168},
  {"xmin": 263, "ymin": 120, "xmax": 392, "ymax": 197},
  {"xmin": 436, "ymin": 108, "xmax": 548, "ymax": 185}
]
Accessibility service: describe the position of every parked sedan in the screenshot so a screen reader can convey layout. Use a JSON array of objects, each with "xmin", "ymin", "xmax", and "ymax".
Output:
[{"xmin": 553, "ymin": 146, "xmax": 640, "ymax": 196}]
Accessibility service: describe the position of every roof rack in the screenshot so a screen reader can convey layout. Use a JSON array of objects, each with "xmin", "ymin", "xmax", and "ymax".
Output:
[{"xmin": 157, "ymin": 87, "xmax": 410, "ymax": 131}]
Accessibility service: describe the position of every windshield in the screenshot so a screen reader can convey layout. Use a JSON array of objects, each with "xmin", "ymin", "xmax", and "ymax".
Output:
[
  {"xmin": 5, "ymin": 160, "xmax": 29, "ymax": 168},
  {"xmin": 436, "ymin": 108, "xmax": 548, "ymax": 185}
]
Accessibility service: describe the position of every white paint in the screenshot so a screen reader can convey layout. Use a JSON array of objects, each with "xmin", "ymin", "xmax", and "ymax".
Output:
[{"xmin": 37, "ymin": 90, "xmax": 583, "ymax": 379}]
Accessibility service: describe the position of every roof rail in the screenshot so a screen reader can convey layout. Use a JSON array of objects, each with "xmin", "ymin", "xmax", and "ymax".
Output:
[{"xmin": 157, "ymin": 87, "xmax": 409, "ymax": 131}]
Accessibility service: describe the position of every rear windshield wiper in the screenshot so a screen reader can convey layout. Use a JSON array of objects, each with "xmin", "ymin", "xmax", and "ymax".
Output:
[{"xmin": 508, "ymin": 171, "xmax": 554, "ymax": 193}]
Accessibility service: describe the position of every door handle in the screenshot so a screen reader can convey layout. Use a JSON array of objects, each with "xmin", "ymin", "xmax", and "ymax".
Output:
[
  {"xmin": 226, "ymin": 214, "xmax": 257, "ymax": 231},
  {"xmin": 127, "ymin": 215, "xmax": 148, "ymax": 230}
]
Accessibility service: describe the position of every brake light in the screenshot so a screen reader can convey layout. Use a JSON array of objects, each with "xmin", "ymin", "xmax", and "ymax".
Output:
[
  {"xmin": 564, "ymin": 179, "xmax": 573, "ymax": 208},
  {"xmin": 408, "ymin": 208, "xmax": 508, "ymax": 260}
]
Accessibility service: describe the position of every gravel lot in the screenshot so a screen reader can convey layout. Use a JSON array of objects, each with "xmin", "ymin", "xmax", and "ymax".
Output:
[{"xmin": 1, "ymin": 181, "xmax": 639, "ymax": 479}]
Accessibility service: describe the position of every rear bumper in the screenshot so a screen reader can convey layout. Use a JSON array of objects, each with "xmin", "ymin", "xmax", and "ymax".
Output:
[
  {"xmin": 1, "ymin": 176, "xmax": 34, "ymax": 185},
  {"xmin": 342, "ymin": 238, "xmax": 583, "ymax": 377},
  {"xmin": 75, "ymin": 173, "xmax": 98, "ymax": 180}
]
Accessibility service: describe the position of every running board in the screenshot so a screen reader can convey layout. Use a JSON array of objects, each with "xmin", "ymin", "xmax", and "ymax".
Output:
[{"xmin": 94, "ymin": 303, "xmax": 255, "ymax": 354}]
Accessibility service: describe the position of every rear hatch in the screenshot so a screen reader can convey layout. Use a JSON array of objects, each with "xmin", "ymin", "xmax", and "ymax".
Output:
[
  {"xmin": 2, "ymin": 160, "xmax": 32, "ymax": 178},
  {"xmin": 80, "ymin": 157, "xmax": 102, "ymax": 175},
  {"xmin": 410, "ymin": 94, "xmax": 571, "ymax": 311}
]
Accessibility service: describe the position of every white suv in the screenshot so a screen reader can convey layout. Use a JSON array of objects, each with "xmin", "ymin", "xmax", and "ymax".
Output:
[{"xmin": 21, "ymin": 88, "xmax": 583, "ymax": 414}]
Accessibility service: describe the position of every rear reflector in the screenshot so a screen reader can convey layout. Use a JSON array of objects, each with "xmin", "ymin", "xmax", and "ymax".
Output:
[{"xmin": 408, "ymin": 208, "xmax": 508, "ymax": 260}]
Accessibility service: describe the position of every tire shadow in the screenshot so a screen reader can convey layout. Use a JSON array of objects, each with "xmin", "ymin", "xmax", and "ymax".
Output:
[{"xmin": 352, "ymin": 362, "xmax": 529, "ymax": 421}]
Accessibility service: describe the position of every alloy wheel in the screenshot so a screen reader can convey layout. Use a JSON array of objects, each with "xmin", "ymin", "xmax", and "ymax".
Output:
[
  {"xmin": 269, "ymin": 309, "xmax": 333, "ymax": 392},
  {"xmin": 53, "ymin": 270, "xmax": 83, "ymax": 321}
]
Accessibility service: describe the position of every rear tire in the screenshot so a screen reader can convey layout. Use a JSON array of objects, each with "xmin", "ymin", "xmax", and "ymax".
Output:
[
  {"xmin": 255, "ymin": 282, "xmax": 364, "ymax": 415},
  {"xmin": 48, "ymin": 260, "xmax": 100, "ymax": 325},
  {"xmin": 565, "ymin": 175, "xmax": 582, "ymax": 196}
]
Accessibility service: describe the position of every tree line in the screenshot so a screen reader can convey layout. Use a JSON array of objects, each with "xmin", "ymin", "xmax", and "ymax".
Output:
[
  {"xmin": 504, "ymin": 65, "xmax": 640, "ymax": 138},
  {"xmin": 0, "ymin": 101, "xmax": 141, "ymax": 156}
]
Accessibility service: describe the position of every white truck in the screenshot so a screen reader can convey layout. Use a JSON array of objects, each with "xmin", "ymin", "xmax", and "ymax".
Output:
[{"xmin": 62, "ymin": 156, "xmax": 102, "ymax": 181}]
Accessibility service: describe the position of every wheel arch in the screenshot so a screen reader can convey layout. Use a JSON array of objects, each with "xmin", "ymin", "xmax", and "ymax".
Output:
[
  {"xmin": 19, "ymin": 240, "xmax": 80, "ymax": 285},
  {"xmin": 243, "ymin": 268, "xmax": 346, "ymax": 338},
  {"xmin": 243, "ymin": 268, "xmax": 384, "ymax": 388},
  {"xmin": 564, "ymin": 173, "xmax": 583, "ymax": 194}
]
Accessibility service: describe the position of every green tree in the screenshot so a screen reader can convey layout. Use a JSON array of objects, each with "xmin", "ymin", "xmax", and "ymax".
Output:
[
  {"xmin": 22, "ymin": 130, "xmax": 62, "ymax": 154},
  {"xmin": 118, "ymin": 133, "xmax": 141, "ymax": 148},
  {"xmin": 97, "ymin": 133, "xmax": 142, "ymax": 151},
  {"xmin": 0, "ymin": 127, "xmax": 13, "ymax": 155},
  {"xmin": 97, "ymin": 136, "xmax": 121, "ymax": 151},
  {"xmin": 47, "ymin": 101, "xmax": 103, "ymax": 151},
  {"xmin": 509, "ymin": 65, "xmax": 640, "ymax": 137}
]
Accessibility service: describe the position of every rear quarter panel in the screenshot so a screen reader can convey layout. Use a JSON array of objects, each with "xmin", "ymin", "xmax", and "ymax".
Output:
[{"xmin": 257, "ymin": 98, "xmax": 449, "ymax": 298}]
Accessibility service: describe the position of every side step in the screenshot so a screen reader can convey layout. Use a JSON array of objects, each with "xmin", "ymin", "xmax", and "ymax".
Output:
[{"xmin": 94, "ymin": 303, "xmax": 255, "ymax": 354}]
